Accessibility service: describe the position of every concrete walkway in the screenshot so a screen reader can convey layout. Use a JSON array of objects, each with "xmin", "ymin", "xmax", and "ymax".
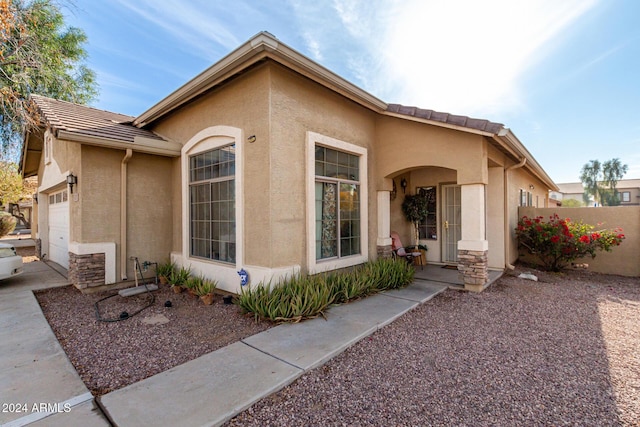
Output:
[
  {"xmin": 0, "ymin": 262, "xmax": 109, "ymax": 427},
  {"xmin": 1, "ymin": 261, "xmax": 447, "ymax": 427}
]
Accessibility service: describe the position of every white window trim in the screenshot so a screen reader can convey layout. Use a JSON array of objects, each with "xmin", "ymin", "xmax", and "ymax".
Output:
[
  {"xmin": 181, "ymin": 126, "xmax": 244, "ymax": 289},
  {"xmin": 306, "ymin": 131, "xmax": 368, "ymax": 274},
  {"xmin": 621, "ymin": 191, "xmax": 630, "ymax": 202}
]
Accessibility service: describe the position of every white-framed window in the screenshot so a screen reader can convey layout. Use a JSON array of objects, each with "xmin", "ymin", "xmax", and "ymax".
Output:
[
  {"xmin": 181, "ymin": 126, "xmax": 243, "ymax": 272},
  {"xmin": 620, "ymin": 191, "xmax": 631, "ymax": 203},
  {"xmin": 306, "ymin": 132, "xmax": 368, "ymax": 274},
  {"xmin": 519, "ymin": 189, "xmax": 527, "ymax": 207},
  {"xmin": 49, "ymin": 189, "xmax": 67, "ymax": 205},
  {"xmin": 188, "ymin": 145, "xmax": 236, "ymax": 263}
]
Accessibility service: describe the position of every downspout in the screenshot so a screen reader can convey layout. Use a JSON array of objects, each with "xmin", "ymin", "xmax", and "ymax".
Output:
[
  {"xmin": 120, "ymin": 149, "xmax": 133, "ymax": 280},
  {"xmin": 504, "ymin": 157, "xmax": 526, "ymax": 270}
]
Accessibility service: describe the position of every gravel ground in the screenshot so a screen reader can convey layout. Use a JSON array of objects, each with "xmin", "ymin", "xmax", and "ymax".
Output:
[
  {"xmin": 227, "ymin": 266, "xmax": 640, "ymax": 427},
  {"xmin": 35, "ymin": 284, "xmax": 272, "ymax": 396}
]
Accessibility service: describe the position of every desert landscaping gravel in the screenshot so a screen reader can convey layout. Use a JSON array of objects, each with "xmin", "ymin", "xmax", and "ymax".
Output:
[
  {"xmin": 32, "ymin": 262, "xmax": 639, "ymax": 425},
  {"xmin": 227, "ymin": 267, "xmax": 639, "ymax": 426},
  {"xmin": 35, "ymin": 284, "xmax": 272, "ymax": 396}
]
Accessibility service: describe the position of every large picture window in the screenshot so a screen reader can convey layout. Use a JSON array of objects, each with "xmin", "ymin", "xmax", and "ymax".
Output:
[
  {"xmin": 314, "ymin": 146, "xmax": 361, "ymax": 260},
  {"xmin": 189, "ymin": 145, "xmax": 235, "ymax": 263}
]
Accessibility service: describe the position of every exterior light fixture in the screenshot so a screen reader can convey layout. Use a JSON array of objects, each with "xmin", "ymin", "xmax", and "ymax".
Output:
[
  {"xmin": 390, "ymin": 179, "xmax": 397, "ymax": 201},
  {"xmin": 247, "ymin": 135, "xmax": 256, "ymax": 143},
  {"xmin": 529, "ymin": 184, "xmax": 535, "ymax": 190},
  {"xmin": 67, "ymin": 173, "xmax": 77, "ymax": 193},
  {"xmin": 33, "ymin": 193, "xmax": 38, "ymax": 204},
  {"xmin": 400, "ymin": 178, "xmax": 408, "ymax": 194}
]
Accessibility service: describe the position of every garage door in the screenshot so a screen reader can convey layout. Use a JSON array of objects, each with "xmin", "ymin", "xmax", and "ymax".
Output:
[{"xmin": 48, "ymin": 189, "xmax": 69, "ymax": 269}]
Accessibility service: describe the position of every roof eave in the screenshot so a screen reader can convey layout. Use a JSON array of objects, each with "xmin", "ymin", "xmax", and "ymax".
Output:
[
  {"xmin": 494, "ymin": 128, "xmax": 559, "ymax": 192},
  {"xmin": 57, "ymin": 130, "xmax": 181, "ymax": 157},
  {"xmin": 382, "ymin": 111, "xmax": 497, "ymax": 137},
  {"xmin": 133, "ymin": 32, "xmax": 387, "ymax": 127}
]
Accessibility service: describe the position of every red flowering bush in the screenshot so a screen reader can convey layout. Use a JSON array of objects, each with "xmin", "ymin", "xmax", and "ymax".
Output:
[{"xmin": 515, "ymin": 214, "xmax": 625, "ymax": 272}]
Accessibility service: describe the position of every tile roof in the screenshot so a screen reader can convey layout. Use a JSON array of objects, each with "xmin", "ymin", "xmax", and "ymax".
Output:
[
  {"xmin": 31, "ymin": 95, "xmax": 164, "ymax": 143},
  {"xmin": 556, "ymin": 182, "xmax": 585, "ymax": 193},
  {"xmin": 557, "ymin": 179, "xmax": 640, "ymax": 193},
  {"xmin": 387, "ymin": 103, "xmax": 504, "ymax": 134}
]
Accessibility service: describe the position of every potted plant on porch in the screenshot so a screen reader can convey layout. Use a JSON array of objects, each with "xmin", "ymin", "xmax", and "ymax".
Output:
[{"xmin": 401, "ymin": 192, "xmax": 429, "ymax": 265}]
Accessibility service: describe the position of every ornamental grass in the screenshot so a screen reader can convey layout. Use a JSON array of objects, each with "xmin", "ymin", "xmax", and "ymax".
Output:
[{"xmin": 237, "ymin": 258, "xmax": 415, "ymax": 323}]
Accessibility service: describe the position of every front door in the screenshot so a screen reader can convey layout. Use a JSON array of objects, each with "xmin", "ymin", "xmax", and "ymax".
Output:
[{"xmin": 442, "ymin": 184, "xmax": 461, "ymax": 263}]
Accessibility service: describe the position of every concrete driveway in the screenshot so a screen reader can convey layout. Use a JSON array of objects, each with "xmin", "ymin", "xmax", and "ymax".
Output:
[{"xmin": 0, "ymin": 260, "xmax": 110, "ymax": 426}]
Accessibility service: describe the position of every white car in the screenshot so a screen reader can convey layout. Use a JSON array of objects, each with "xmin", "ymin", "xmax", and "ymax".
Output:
[{"xmin": 0, "ymin": 242, "xmax": 24, "ymax": 280}]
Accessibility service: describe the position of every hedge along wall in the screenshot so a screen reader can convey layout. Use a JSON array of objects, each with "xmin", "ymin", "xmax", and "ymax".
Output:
[{"xmin": 519, "ymin": 206, "xmax": 640, "ymax": 277}]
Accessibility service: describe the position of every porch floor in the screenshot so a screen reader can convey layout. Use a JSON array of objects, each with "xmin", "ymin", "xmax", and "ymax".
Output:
[{"xmin": 412, "ymin": 263, "xmax": 503, "ymax": 288}]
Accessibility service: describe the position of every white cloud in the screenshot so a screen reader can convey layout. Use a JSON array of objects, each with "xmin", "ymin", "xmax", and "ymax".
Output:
[
  {"xmin": 288, "ymin": 0, "xmax": 599, "ymax": 118},
  {"xmin": 112, "ymin": 0, "xmax": 241, "ymax": 60},
  {"xmin": 377, "ymin": 0, "xmax": 598, "ymax": 116}
]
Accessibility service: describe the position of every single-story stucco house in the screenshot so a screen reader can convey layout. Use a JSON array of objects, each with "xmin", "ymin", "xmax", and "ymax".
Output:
[{"xmin": 21, "ymin": 32, "xmax": 558, "ymax": 294}]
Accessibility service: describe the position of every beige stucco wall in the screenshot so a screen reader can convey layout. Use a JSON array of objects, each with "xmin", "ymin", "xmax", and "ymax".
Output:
[
  {"xmin": 80, "ymin": 146, "xmax": 173, "ymax": 279},
  {"xmin": 375, "ymin": 116, "xmax": 488, "ymax": 187},
  {"xmin": 36, "ymin": 134, "xmax": 81, "ymax": 245},
  {"xmin": 152, "ymin": 62, "xmax": 377, "ymax": 274},
  {"xmin": 269, "ymin": 64, "xmax": 377, "ymax": 270},
  {"xmin": 505, "ymin": 165, "xmax": 553, "ymax": 264},
  {"xmin": 519, "ymin": 206, "xmax": 640, "ymax": 276},
  {"xmin": 151, "ymin": 63, "xmax": 271, "ymax": 269},
  {"xmin": 487, "ymin": 166, "xmax": 505, "ymax": 268}
]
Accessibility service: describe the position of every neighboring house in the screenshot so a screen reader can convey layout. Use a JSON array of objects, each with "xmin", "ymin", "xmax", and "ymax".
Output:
[
  {"xmin": 21, "ymin": 32, "xmax": 558, "ymax": 293},
  {"xmin": 555, "ymin": 180, "xmax": 640, "ymax": 206}
]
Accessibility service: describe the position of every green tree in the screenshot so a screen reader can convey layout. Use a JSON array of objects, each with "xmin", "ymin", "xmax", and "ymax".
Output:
[
  {"xmin": 401, "ymin": 192, "xmax": 429, "ymax": 246},
  {"xmin": 579, "ymin": 158, "xmax": 628, "ymax": 206},
  {"xmin": 561, "ymin": 198, "xmax": 583, "ymax": 208},
  {"xmin": 0, "ymin": 161, "xmax": 24, "ymax": 206},
  {"xmin": 1, "ymin": 0, "xmax": 97, "ymax": 159},
  {"xmin": 602, "ymin": 158, "xmax": 628, "ymax": 205}
]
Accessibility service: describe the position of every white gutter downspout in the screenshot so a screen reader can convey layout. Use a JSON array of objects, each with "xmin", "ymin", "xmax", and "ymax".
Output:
[
  {"xmin": 504, "ymin": 157, "xmax": 526, "ymax": 270},
  {"xmin": 120, "ymin": 149, "xmax": 133, "ymax": 280}
]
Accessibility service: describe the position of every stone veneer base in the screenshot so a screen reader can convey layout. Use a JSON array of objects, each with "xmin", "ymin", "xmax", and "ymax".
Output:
[
  {"xmin": 68, "ymin": 252, "xmax": 106, "ymax": 290},
  {"xmin": 377, "ymin": 244, "xmax": 394, "ymax": 259},
  {"xmin": 458, "ymin": 249, "xmax": 488, "ymax": 292}
]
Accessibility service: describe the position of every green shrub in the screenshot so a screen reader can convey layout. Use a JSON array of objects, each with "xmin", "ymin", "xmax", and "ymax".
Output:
[
  {"xmin": 515, "ymin": 214, "xmax": 625, "ymax": 271},
  {"xmin": 237, "ymin": 258, "xmax": 414, "ymax": 323},
  {"xmin": 0, "ymin": 212, "xmax": 17, "ymax": 238}
]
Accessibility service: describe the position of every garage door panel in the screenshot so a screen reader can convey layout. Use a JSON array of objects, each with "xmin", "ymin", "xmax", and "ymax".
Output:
[{"xmin": 48, "ymin": 191, "xmax": 69, "ymax": 269}]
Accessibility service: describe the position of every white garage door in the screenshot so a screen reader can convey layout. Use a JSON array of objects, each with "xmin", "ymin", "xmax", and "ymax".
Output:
[{"xmin": 48, "ymin": 189, "xmax": 69, "ymax": 269}]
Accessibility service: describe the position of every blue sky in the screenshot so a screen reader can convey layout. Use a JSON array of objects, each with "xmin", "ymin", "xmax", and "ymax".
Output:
[{"xmin": 63, "ymin": 0, "xmax": 640, "ymax": 183}]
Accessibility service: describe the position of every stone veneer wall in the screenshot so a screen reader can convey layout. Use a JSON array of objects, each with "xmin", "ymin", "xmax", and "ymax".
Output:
[
  {"xmin": 377, "ymin": 244, "xmax": 394, "ymax": 259},
  {"xmin": 35, "ymin": 238, "xmax": 42, "ymax": 259},
  {"xmin": 458, "ymin": 249, "xmax": 488, "ymax": 290},
  {"xmin": 68, "ymin": 252, "xmax": 105, "ymax": 289}
]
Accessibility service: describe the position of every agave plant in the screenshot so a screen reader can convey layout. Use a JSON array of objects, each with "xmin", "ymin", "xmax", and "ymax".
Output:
[
  {"xmin": 167, "ymin": 266, "xmax": 191, "ymax": 288},
  {"xmin": 155, "ymin": 260, "xmax": 176, "ymax": 284}
]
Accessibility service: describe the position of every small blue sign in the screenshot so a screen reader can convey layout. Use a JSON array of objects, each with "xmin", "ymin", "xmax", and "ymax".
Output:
[{"xmin": 237, "ymin": 268, "xmax": 249, "ymax": 286}]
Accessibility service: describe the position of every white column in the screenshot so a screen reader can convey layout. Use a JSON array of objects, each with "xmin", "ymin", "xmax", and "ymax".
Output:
[
  {"xmin": 377, "ymin": 191, "xmax": 392, "ymax": 247},
  {"xmin": 458, "ymin": 184, "xmax": 488, "ymax": 251}
]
